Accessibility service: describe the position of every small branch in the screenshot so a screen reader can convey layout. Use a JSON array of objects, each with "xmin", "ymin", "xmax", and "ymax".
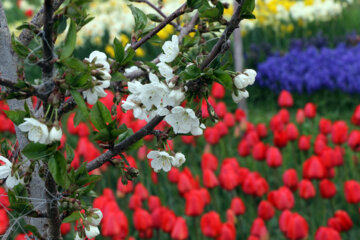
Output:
[
  {"xmin": 0, "ymin": 76, "xmax": 18, "ymax": 89},
  {"xmin": 200, "ymin": 0, "xmax": 245, "ymax": 70},
  {"xmin": 42, "ymin": 0, "xmax": 55, "ymax": 82},
  {"xmin": 86, "ymin": 115, "xmax": 165, "ymax": 172},
  {"xmin": 18, "ymin": 0, "xmax": 65, "ymax": 46},
  {"xmin": 45, "ymin": 171, "xmax": 62, "ymax": 240},
  {"xmin": 132, "ymin": 3, "xmax": 187, "ymax": 50},
  {"xmin": 136, "ymin": 0, "xmax": 181, "ymax": 31},
  {"xmin": 179, "ymin": 12, "xmax": 199, "ymax": 43},
  {"xmin": 57, "ymin": 97, "xmax": 76, "ymax": 118}
]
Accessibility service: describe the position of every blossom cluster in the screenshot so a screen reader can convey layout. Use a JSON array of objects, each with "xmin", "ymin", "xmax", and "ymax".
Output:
[{"xmin": 256, "ymin": 42, "xmax": 360, "ymax": 94}]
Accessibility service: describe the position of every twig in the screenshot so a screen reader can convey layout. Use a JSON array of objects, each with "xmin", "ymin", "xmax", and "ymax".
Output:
[
  {"xmin": 132, "ymin": 3, "xmax": 187, "ymax": 50},
  {"xmin": 42, "ymin": 0, "xmax": 55, "ymax": 83},
  {"xmin": 179, "ymin": 12, "xmax": 199, "ymax": 43},
  {"xmin": 86, "ymin": 115, "xmax": 165, "ymax": 172},
  {"xmin": 200, "ymin": 0, "xmax": 245, "ymax": 70},
  {"xmin": 136, "ymin": 0, "xmax": 181, "ymax": 31},
  {"xmin": 57, "ymin": 97, "xmax": 76, "ymax": 119},
  {"xmin": 45, "ymin": 170, "xmax": 61, "ymax": 240},
  {"xmin": 18, "ymin": 0, "xmax": 65, "ymax": 46}
]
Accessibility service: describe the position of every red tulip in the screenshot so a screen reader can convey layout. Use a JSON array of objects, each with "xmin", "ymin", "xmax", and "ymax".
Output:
[
  {"xmin": 279, "ymin": 109, "xmax": 290, "ymax": 124},
  {"xmin": 101, "ymin": 209, "xmax": 129, "ymax": 238},
  {"xmin": 0, "ymin": 187, "xmax": 9, "ymax": 208},
  {"xmin": 334, "ymin": 210, "xmax": 353, "ymax": 232},
  {"xmin": 215, "ymin": 102, "xmax": 227, "ymax": 119},
  {"xmin": 60, "ymin": 223, "xmax": 70, "ymax": 236},
  {"xmin": 201, "ymin": 153, "xmax": 218, "ymax": 171},
  {"xmin": 200, "ymin": 211, "xmax": 222, "ymax": 237},
  {"xmin": 204, "ymin": 127, "xmax": 220, "ymax": 145},
  {"xmin": 248, "ymin": 236, "xmax": 260, "ymax": 240},
  {"xmin": 217, "ymin": 222, "xmax": 236, "ymax": 240},
  {"xmin": 230, "ymin": 197, "xmax": 246, "ymax": 215},
  {"xmin": 331, "ymin": 121, "xmax": 348, "ymax": 145},
  {"xmin": 238, "ymin": 140, "xmax": 251, "ymax": 157},
  {"xmin": 224, "ymin": 113, "xmax": 235, "ymax": 127},
  {"xmin": 185, "ymin": 190, "xmax": 205, "ymax": 216},
  {"xmin": 298, "ymin": 179, "xmax": 316, "ymax": 200},
  {"xmin": 256, "ymin": 123, "xmax": 268, "ymax": 138},
  {"xmin": 279, "ymin": 210, "xmax": 293, "ymax": 233},
  {"xmin": 314, "ymin": 137, "xmax": 328, "ymax": 155},
  {"xmin": 235, "ymin": 109, "xmax": 246, "ymax": 122},
  {"xmin": 219, "ymin": 164, "xmax": 239, "ymax": 191},
  {"xmin": 171, "ymin": 217, "xmax": 188, "ymax": 240},
  {"xmin": 270, "ymin": 114, "xmax": 284, "ymax": 132},
  {"xmin": 344, "ymin": 180, "xmax": 360, "ymax": 204},
  {"xmin": 303, "ymin": 156, "xmax": 326, "ymax": 180},
  {"xmin": 203, "ymin": 169, "xmax": 219, "ymax": 188},
  {"xmin": 296, "ymin": 109, "xmax": 305, "ymax": 124},
  {"xmin": 226, "ymin": 209, "xmax": 236, "ymax": 224},
  {"xmin": 242, "ymin": 172, "xmax": 269, "ymax": 197},
  {"xmin": 285, "ymin": 213, "xmax": 309, "ymax": 240},
  {"xmin": 133, "ymin": 208, "xmax": 152, "ymax": 232},
  {"xmin": 319, "ymin": 179, "xmax": 337, "ymax": 199},
  {"xmin": 257, "ymin": 200, "xmax": 275, "ymax": 221},
  {"xmin": 212, "ymin": 82, "xmax": 225, "ymax": 99},
  {"xmin": 283, "ymin": 169, "xmax": 298, "ymax": 191},
  {"xmin": 327, "ymin": 217, "xmax": 342, "ymax": 232},
  {"xmin": 319, "ymin": 118, "xmax": 332, "ymax": 135},
  {"xmin": 286, "ymin": 123, "xmax": 299, "ymax": 141},
  {"xmin": 298, "ymin": 135, "xmax": 311, "ymax": 151},
  {"xmin": 134, "ymin": 183, "xmax": 149, "ymax": 200},
  {"xmin": 351, "ymin": 105, "xmax": 360, "ymax": 126},
  {"xmin": 315, "ymin": 227, "xmax": 341, "ymax": 240},
  {"xmin": 274, "ymin": 129, "xmax": 288, "ymax": 148},
  {"xmin": 181, "ymin": 135, "xmax": 196, "ymax": 145},
  {"xmin": 268, "ymin": 187, "xmax": 294, "ymax": 210},
  {"xmin": 266, "ymin": 146, "xmax": 283, "ymax": 168},
  {"xmin": 278, "ymin": 90, "xmax": 294, "ymax": 107},
  {"xmin": 129, "ymin": 194, "xmax": 142, "ymax": 210},
  {"xmin": 348, "ymin": 130, "xmax": 360, "ymax": 151},
  {"xmin": 0, "ymin": 209, "xmax": 9, "ymax": 235},
  {"xmin": 304, "ymin": 103, "xmax": 316, "ymax": 118},
  {"xmin": 250, "ymin": 218, "xmax": 268, "ymax": 239},
  {"xmin": 177, "ymin": 169, "xmax": 197, "ymax": 195},
  {"xmin": 252, "ymin": 142, "xmax": 267, "ymax": 161},
  {"xmin": 148, "ymin": 196, "xmax": 161, "ymax": 212},
  {"xmin": 160, "ymin": 208, "xmax": 176, "ymax": 233}
]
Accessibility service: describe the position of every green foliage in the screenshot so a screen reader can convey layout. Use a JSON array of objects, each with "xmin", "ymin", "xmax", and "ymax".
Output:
[
  {"xmin": 11, "ymin": 35, "xmax": 30, "ymax": 58},
  {"xmin": 48, "ymin": 152, "xmax": 69, "ymax": 188},
  {"xmin": 62, "ymin": 211, "xmax": 83, "ymax": 223},
  {"xmin": 60, "ymin": 20, "xmax": 77, "ymax": 59},
  {"xmin": 113, "ymin": 38, "xmax": 125, "ymax": 63},
  {"xmin": 22, "ymin": 143, "xmax": 57, "ymax": 160},
  {"xmin": 4, "ymin": 110, "xmax": 28, "ymax": 125},
  {"xmin": 129, "ymin": 5, "xmax": 148, "ymax": 31},
  {"xmin": 70, "ymin": 90, "xmax": 89, "ymax": 118}
]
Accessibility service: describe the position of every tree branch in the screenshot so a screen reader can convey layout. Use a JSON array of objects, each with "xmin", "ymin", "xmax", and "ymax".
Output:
[
  {"xmin": 86, "ymin": 115, "xmax": 164, "ymax": 172},
  {"xmin": 200, "ymin": 0, "xmax": 245, "ymax": 70},
  {"xmin": 18, "ymin": 0, "xmax": 65, "ymax": 46},
  {"xmin": 179, "ymin": 12, "xmax": 199, "ymax": 44},
  {"xmin": 45, "ymin": 170, "xmax": 62, "ymax": 240},
  {"xmin": 132, "ymin": 3, "xmax": 187, "ymax": 50},
  {"xmin": 41, "ymin": 0, "xmax": 55, "ymax": 82},
  {"xmin": 136, "ymin": 0, "xmax": 181, "ymax": 31}
]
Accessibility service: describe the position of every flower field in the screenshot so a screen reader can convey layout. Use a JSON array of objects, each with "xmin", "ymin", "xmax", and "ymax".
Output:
[{"xmin": 1, "ymin": 0, "xmax": 360, "ymax": 239}]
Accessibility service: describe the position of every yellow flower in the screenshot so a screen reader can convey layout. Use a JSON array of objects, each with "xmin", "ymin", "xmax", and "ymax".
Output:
[
  {"xmin": 304, "ymin": 0, "xmax": 314, "ymax": 6},
  {"xmin": 105, "ymin": 45, "xmax": 115, "ymax": 58},
  {"xmin": 286, "ymin": 24, "xmax": 294, "ymax": 33},
  {"xmin": 136, "ymin": 48, "xmax": 145, "ymax": 57},
  {"xmin": 94, "ymin": 36, "xmax": 102, "ymax": 45},
  {"xmin": 120, "ymin": 34, "xmax": 130, "ymax": 46},
  {"xmin": 223, "ymin": 4, "xmax": 233, "ymax": 18},
  {"xmin": 157, "ymin": 24, "xmax": 174, "ymax": 40}
]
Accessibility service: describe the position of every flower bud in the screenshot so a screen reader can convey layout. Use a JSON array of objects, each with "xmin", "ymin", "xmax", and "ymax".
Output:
[
  {"xmin": 89, "ymin": 209, "xmax": 103, "ymax": 226},
  {"xmin": 85, "ymin": 225, "xmax": 100, "ymax": 239},
  {"xmin": 49, "ymin": 126, "xmax": 62, "ymax": 142}
]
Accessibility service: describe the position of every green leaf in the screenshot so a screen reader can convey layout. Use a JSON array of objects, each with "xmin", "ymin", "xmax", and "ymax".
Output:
[
  {"xmin": 128, "ymin": 139, "xmax": 143, "ymax": 151},
  {"xmin": 90, "ymin": 101, "xmax": 112, "ymax": 130},
  {"xmin": 61, "ymin": 57, "xmax": 87, "ymax": 71},
  {"xmin": 180, "ymin": 64, "xmax": 201, "ymax": 81},
  {"xmin": 241, "ymin": 0, "xmax": 256, "ymax": 14},
  {"xmin": 214, "ymin": 69, "xmax": 233, "ymax": 90},
  {"xmin": 187, "ymin": 0, "xmax": 206, "ymax": 9},
  {"xmin": 55, "ymin": 15, "xmax": 67, "ymax": 34},
  {"xmin": 70, "ymin": 90, "xmax": 89, "ymax": 118},
  {"xmin": 61, "ymin": 20, "xmax": 77, "ymax": 59},
  {"xmin": 241, "ymin": 13, "xmax": 256, "ymax": 19},
  {"xmin": 22, "ymin": 143, "xmax": 56, "ymax": 160},
  {"xmin": 11, "ymin": 35, "xmax": 30, "ymax": 58},
  {"xmin": 48, "ymin": 152, "xmax": 68, "ymax": 188},
  {"xmin": 129, "ymin": 5, "xmax": 148, "ymax": 31},
  {"xmin": 199, "ymin": 8, "xmax": 220, "ymax": 19},
  {"xmin": 65, "ymin": 144, "xmax": 75, "ymax": 162},
  {"xmin": 63, "ymin": 211, "xmax": 82, "ymax": 223},
  {"xmin": 4, "ymin": 110, "xmax": 28, "ymax": 125},
  {"xmin": 121, "ymin": 47, "xmax": 135, "ymax": 66},
  {"xmin": 113, "ymin": 38, "xmax": 125, "ymax": 63},
  {"xmin": 92, "ymin": 128, "xmax": 111, "ymax": 141},
  {"xmin": 147, "ymin": 13, "xmax": 162, "ymax": 22},
  {"xmin": 73, "ymin": 109, "xmax": 85, "ymax": 127}
]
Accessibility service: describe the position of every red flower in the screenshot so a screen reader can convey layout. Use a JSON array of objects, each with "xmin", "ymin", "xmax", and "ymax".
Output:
[
  {"xmin": 282, "ymin": 169, "xmax": 298, "ymax": 191},
  {"xmin": 256, "ymin": 123, "xmax": 268, "ymax": 138},
  {"xmin": 168, "ymin": 168, "xmax": 180, "ymax": 183},
  {"xmin": 279, "ymin": 210, "xmax": 292, "ymax": 233},
  {"xmin": 181, "ymin": 135, "xmax": 195, "ymax": 145},
  {"xmin": 270, "ymin": 114, "xmax": 284, "ymax": 132},
  {"xmin": 304, "ymin": 103, "xmax": 316, "ymax": 118},
  {"xmin": 334, "ymin": 210, "xmax": 353, "ymax": 232},
  {"xmin": 171, "ymin": 217, "xmax": 188, "ymax": 240},
  {"xmin": 200, "ymin": 211, "xmax": 222, "ymax": 237},
  {"xmin": 160, "ymin": 208, "xmax": 176, "ymax": 232},
  {"xmin": 224, "ymin": 113, "xmax": 235, "ymax": 127},
  {"xmin": 0, "ymin": 187, "xmax": 9, "ymax": 208},
  {"xmin": 185, "ymin": 190, "xmax": 205, "ymax": 216},
  {"xmin": 238, "ymin": 140, "xmax": 250, "ymax": 157},
  {"xmin": 296, "ymin": 109, "xmax": 305, "ymax": 124},
  {"xmin": 217, "ymin": 222, "xmax": 236, "ymax": 240},
  {"xmin": 327, "ymin": 217, "xmax": 342, "ymax": 232},
  {"xmin": 268, "ymin": 187, "xmax": 294, "ymax": 210},
  {"xmin": 204, "ymin": 127, "xmax": 220, "ymax": 145},
  {"xmin": 266, "ymin": 146, "xmax": 283, "ymax": 168},
  {"xmin": 215, "ymin": 102, "xmax": 227, "ymax": 119},
  {"xmin": 348, "ymin": 130, "xmax": 360, "ymax": 151},
  {"xmin": 60, "ymin": 223, "xmax": 70, "ymax": 236},
  {"xmin": 148, "ymin": 196, "xmax": 161, "ymax": 212},
  {"xmin": 230, "ymin": 197, "xmax": 246, "ymax": 215},
  {"xmin": 129, "ymin": 194, "xmax": 142, "ymax": 210},
  {"xmin": 278, "ymin": 90, "xmax": 294, "ymax": 107},
  {"xmin": 278, "ymin": 109, "xmax": 290, "ymax": 124},
  {"xmin": 285, "ymin": 213, "xmax": 309, "ymax": 240},
  {"xmin": 177, "ymin": 169, "xmax": 197, "ymax": 195},
  {"xmin": 286, "ymin": 123, "xmax": 299, "ymax": 141},
  {"xmin": 102, "ymin": 209, "xmax": 129, "ymax": 238},
  {"xmin": 0, "ymin": 209, "xmax": 9, "ymax": 235},
  {"xmin": 319, "ymin": 118, "xmax": 332, "ymax": 135},
  {"xmin": 133, "ymin": 208, "xmax": 152, "ymax": 232},
  {"xmin": 351, "ymin": 105, "xmax": 360, "ymax": 126},
  {"xmin": 273, "ymin": 130, "xmax": 288, "ymax": 148},
  {"xmin": 212, "ymin": 82, "xmax": 225, "ymax": 99},
  {"xmin": 134, "ymin": 183, "xmax": 149, "ymax": 200},
  {"xmin": 298, "ymin": 179, "xmax": 316, "ymax": 200},
  {"xmin": 219, "ymin": 164, "xmax": 239, "ymax": 191},
  {"xmin": 319, "ymin": 179, "xmax": 337, "ymax": 199},
  {"xmin": 201, "ymin": 153, "xmax": 218, "ymax": 171},
  {"xmin": 250, "ymin": 218, "xmax": 268, "ymax": 239},
  {"xmin": 252, "ymin": 142, "xmax": 267, "ymax": 161},
  {"xmin": 235, "ymin": 109, "xmax": 246, "ymax": 122},
  {"xmin": 315, "ymin": 227, "xmax": 341, "ymax": 240},
  {"xmin": 242, "ymin": 172, "xmax": 269, "ymax": 197},
  {"xmin": 331, "ymin": 121, "xmax": 348, "ymax": 145},
  {"xmin": 203, "ymin": 169, "xmax": 219, "ymax": 189},
  {"xmin": 344, "ymin": 180, "xmax": 360, "ymax": 204},
  {"xmin": 257, "ymin": 200, "xmax": 275, "ymax": 221},
  {"xmin": 302, "ymin": 156, "xmax": 326, "ymax": 180},
  {"xmin": 298, "ymin": 135, "xmax": 311, "ymax": 151}
]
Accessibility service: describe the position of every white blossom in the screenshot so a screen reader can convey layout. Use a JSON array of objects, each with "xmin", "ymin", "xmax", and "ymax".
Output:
[
  {"xmin": 19, "ymin": 118, "xmax": 49, "ymax": 144},
  {"xmin": 165, "ymin": 106, "xmax": 204, "ymax": 135},
  {"xmin": 125, "ymin": 65, "xmax": 141, "ymax": 75},
  {"xmin": 157, "ymin": 62, "xmax": 174, "ymax": 82},
  {"xmin": 234, "ymin": 73, "xmax": 251, "ymax": 89},
  {"xmin": 232, "ymin": 90, "xmax": 249, "ymax": 104},
  {"xmin": 164, "ymin": 89, "xmax": 185, "ymax": 107},
  {"xmin": 244, "ymin": 69, "xmax": 257, "ymax": 85},
  {"xmin": 89, "ymin": 209, "xmax": 103, "ymax": 226},
  {"xmin": 83, "ymin": 79, "xmax": 110, "ymax": 105},
  {"xmin": 172, "ymin": 153, "xmax": 186, "ymax": 168},
  {"xmin": 159, "ymin": 35, "xmax": 179, "ymax": 63},
  {"xmin": 49, "ymin": 126, "xmax": 62, "ymax": 142},
  {"xmin": 0, "ymin": 156, "xmax": 12, "ymax": 181},
  {"xmin": 147, "ymin": 151, "xmax": 174, "ymax": 172},
  {"xmin": 74, "ymin": 233, "xmax": 84, "ymax": 240},
  {"xmin": 85, "ymin": 225, "xmax": 100, "ymax": 239},
  {"xmin": 122, "ymin": 95, "xmax": 148, "ymax": 120}
]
